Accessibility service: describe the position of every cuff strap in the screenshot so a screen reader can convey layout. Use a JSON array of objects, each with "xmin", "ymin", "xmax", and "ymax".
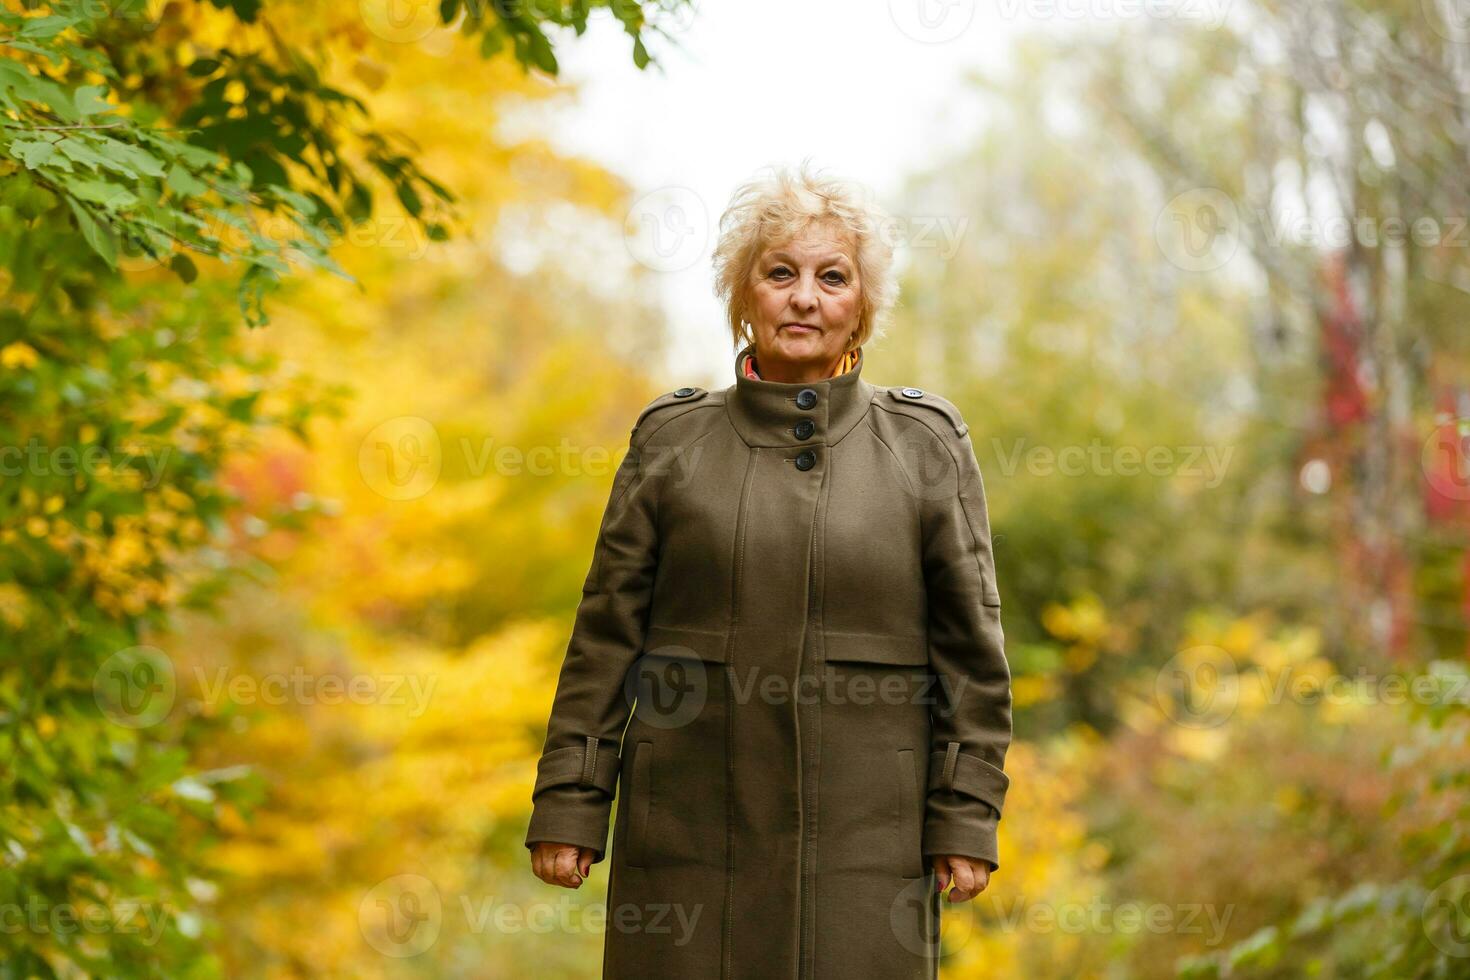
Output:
[
  {"xmin": 929, "ymin": 741, "xmax": 1009, "ymax": 814},
  {"xmin": 533, "ymin": 739, "xmax": 621, "ymax": 797}
]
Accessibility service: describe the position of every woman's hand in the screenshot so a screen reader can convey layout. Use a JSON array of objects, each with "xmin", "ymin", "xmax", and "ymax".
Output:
[
  {"xmin": 531, "ymin": 842, "xmax": 595, "ymax": 889},
  {"xmin": 931, "ymin": 854, "xmax": 993, "ymax": 902}
]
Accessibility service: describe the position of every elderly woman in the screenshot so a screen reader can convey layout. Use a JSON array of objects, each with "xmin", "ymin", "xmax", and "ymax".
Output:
[{"xmin": 525, "ymin": 163, "xmax": 1013, "ymax": 978}]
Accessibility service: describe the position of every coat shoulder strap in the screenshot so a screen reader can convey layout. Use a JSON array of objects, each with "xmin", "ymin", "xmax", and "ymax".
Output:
[
  {"xmin": 633, "ymin": 386, "xmax": 711, "ymax": 439},
  {"xmin": 881, "ymin": 385, "xmax": 969, "ymax": 438}
]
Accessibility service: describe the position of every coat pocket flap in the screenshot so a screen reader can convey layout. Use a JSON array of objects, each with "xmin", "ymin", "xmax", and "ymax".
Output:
[
  {"xmin": 824, "ymin": 633, "xmax": 929, "ymax": 666},
  {"xmin": 642, "ymin": 626, "xmax": 728, "ymax": 664},
  {"xmin": 533, "ymin": 740, "xmax": 621, "ymax": 797},
  {"xmin": 927, "ymin": 742, "xmax": 1008, "ymax": 814}
]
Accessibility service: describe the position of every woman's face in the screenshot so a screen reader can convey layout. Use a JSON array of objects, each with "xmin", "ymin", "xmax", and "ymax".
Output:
[{"xmin": 746, "ymin": 221, "xmax": 862, "ymax": 379}]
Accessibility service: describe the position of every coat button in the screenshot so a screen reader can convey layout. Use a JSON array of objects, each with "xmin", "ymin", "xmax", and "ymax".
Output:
[
  {"xmin": 673, "ymin": 387, "xmax": 696, "ymax": 397},
  {"xmin": 795, "ymin": 388, "xmax": 819, "ymax": 410},
  {"xmin": 901, "ymin": 387, "xmax": 924, "ymax": 398},
  {"xmin": 794, "ymin": 418, "xmax": 815, "ymax": 440},
  {"xmin": 794, "ymin": 449, "xmax": 816, "ymax": 471}
]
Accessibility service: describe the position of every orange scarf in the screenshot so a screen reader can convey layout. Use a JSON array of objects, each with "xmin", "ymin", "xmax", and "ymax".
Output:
[{"xmin": 743, "ymin": 346, "xmax": 859, "ymax": 381}]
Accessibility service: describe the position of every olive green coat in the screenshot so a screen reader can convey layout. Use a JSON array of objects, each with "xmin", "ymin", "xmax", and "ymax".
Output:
[{"xmin": 525, "ymin": 344, "xmax": 1013, "ymax": 979}]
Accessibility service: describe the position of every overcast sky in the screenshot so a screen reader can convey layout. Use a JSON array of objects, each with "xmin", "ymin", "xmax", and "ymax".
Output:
[
  {"xmin": 531, "ymin": 1, "xmax": 1232, "ymax": 385},
  {"xmin": 528, "ymin": 1, "xmax": 1026, "ymax": 384}
]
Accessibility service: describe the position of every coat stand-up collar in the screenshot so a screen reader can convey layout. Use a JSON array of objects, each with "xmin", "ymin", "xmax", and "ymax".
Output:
[{"xmin": 726, "ymin": 342, "xmax": 875, "ymax": 448}]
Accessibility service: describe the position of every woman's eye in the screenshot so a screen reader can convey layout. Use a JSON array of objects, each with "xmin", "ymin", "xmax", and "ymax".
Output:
[
  {"xmin": 823, "ymin": 271, "xmax": 847, "ymax": 285},
  {"xmin": 769, "ymin": 266, "xmax": 792, "ymax": 280}
]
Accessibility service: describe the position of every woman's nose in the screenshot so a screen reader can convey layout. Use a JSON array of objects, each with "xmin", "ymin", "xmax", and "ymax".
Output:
[{"xmin": 792, "ymin": 276, "xmax": 818, "ymax": 311}]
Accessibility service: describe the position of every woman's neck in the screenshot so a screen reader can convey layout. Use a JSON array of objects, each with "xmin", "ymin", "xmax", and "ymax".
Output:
[{"xmin": 748, "ymin": 349, "xmax": 850, "ymax": 383}]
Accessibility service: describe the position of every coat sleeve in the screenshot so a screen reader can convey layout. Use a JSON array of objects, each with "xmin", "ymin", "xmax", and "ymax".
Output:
[
  {"xmin": 916, "ymin": 422, "xmax": 1013, "ymax": 872},
  {"xmin": 523, "ymin": 430, "xmax": 661, "ymax": 864}
]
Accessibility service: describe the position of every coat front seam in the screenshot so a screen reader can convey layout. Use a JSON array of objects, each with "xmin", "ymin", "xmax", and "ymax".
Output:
[
  {"xmin": 722, "ymin": 448, "xmax": 758, "ymax": 980},
  {"xmin": 797, "ymin": 441, "xmax": 834, "ymax": 979},
  {"xmin": 652, "ymin": 424, "xmax": 719, "ymax": 526},
  {"xmin": 864, "ymin": 415, "xmax": 922, "ymax": 521},
  {"xmin": 875, "ymin": 407, "xmax": 989, "ymax": 587}
]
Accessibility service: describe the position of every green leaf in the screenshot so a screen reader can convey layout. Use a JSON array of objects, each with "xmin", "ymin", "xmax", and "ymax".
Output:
[
  {"xmin": 229, "ymin": 0, "xmax": 263, "ymax": 22},
  {"xmin": 1226, "ymin": 926, "xmax": 1281, "ymax": 970},
  {"xmin": 394, "ymin": 180, "xmax": 422, "ymax": 218},
  {"xmin": 527, "ymin": 30, "xmax": 558, "ymax": 74},
  {"xmin": 55, "ymin": 136, "xmax": 112, "ymax": 170},
  {"xmin": 0, "ymin": 40, "xmax": 60, "ymax": 60},
  {"xmin": 66, "ymin": 179, "xmax": 135, "ymax": 209},
  {"xmin": 72, "ymin": 85, "xmax": 113, "ymax": 118},
  {"xmin": 226, "ymin": 392, "xmax": 260, "ymax": 421},
  {"xmin": 142, "ymin": 405, "xmax": 185, "ymax": 435},
  {"xmin": 479, "ymin": 25, "xmax": 505, "ymax": 59},
  {"xmin": 10, "ymin": 139, "xmax": 57, "ymax": 169},
  {"xmin": 65, "ymin": 197, "xmax": 116, "ymax": 268},
  {"xmin": 165, "ymin": 164, "xmax": 209, "ymax": 197},
  {"xmin": 17, "ymin": 15, "xmax": 75, "ymax": 39},
  {"xmin": 95, "ymin": 138, "xmax": 167, "ymax": 178},
  {"xmin": 168, "ymin": 253, "xmax": 198, "ymax": 283}
]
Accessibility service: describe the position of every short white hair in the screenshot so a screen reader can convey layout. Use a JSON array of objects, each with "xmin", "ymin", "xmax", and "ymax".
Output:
[{"xmin": 711, "ymin": 159, "xmax": 899, "ymax": 351}]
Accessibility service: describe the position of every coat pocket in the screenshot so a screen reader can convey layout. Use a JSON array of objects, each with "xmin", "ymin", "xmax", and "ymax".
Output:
[
  {"xmin": 625, "ymin": 739, "xmax": 654, "ymax": 869},
  {"xmin": 821, "ymin": 634, "xmax": 933, "ymax": 730},
  {"xmin": 824, "ymin": 632, "xmax": 928, "ymax": 667},
  {"xmin": 895, "ymin": 748, "xmax": 926, "ymax": 879}
]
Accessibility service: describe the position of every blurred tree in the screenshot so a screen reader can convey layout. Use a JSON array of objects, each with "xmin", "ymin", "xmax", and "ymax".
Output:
[
  {"xmin": 118, "ymin": 13, "xmax": 682, "ymax": 977},
  {"xmin": 1082, "ymin": 0, "xmax": 1470, "ymax": 663},
  {"xmin": 0, "ymin": 1, "xmax": 689, "ymax": 975},
  {"xmin": 879, "ymin": 10, "xmax": 1470, "ymax": 978}
]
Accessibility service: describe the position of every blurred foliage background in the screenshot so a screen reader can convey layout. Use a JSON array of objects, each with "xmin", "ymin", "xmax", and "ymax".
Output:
[{"xmin": 1, "ymin": 0, "xmax": 1469, "ymax": 977}]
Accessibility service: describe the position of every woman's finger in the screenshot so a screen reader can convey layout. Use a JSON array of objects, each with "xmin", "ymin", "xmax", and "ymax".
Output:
[
  {"xmin": 553, "ymin": 847, "xmax": 582, "ymax": 888},
  {"xmin": 973, "ymin": 864, "xmax": 991, "ymax": 895},
  {"xmin": 947, "ymin": 860, "xmax": 976, "ymax": 902},
  {"xmin": 932, "ymin": 857, "xmax": 952, "ymax": 893}
]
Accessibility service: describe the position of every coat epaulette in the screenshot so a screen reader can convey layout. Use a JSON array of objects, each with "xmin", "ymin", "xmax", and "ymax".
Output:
[
  {"xmin": 632, "ymin": 386, "xmax": 710, "ymax": 438},
  {"xmin": 882, "ymin": 385, "xmax": 969, "ymax": 438}
]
